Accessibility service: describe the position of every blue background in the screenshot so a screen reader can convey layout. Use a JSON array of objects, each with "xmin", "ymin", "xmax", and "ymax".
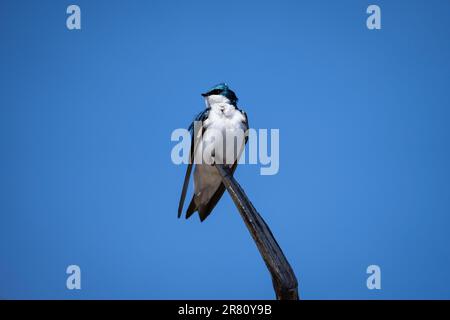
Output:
[{"xmin": 1, "ymin": 0, "xmax": 449, "ymax": 299}]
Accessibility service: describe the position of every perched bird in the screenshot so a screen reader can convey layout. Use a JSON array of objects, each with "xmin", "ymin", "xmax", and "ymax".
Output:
[{"xmin": 178, "ymin": 83, "xmax": 249, "ymax": 222}]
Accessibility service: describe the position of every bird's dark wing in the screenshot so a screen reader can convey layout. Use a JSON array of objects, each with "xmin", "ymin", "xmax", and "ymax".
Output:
[
  {"xmin": 242, "ymin": 109, "xmax": 249, "ymax": 144},
  {"xmin": 187, "ymin": 108, "xmax": 249, "ymax": 222},
  {"xmin": 177, "ymin": 108, "xmax": 210, "ymax": 217}
]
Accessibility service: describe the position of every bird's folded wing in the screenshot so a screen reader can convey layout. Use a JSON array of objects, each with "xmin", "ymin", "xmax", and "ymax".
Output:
[{"xmin": 177, "ymin": 108, "xmax": 210, "ymax": 217}]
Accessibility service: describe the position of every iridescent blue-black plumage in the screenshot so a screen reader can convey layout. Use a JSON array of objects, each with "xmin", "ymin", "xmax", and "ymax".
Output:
[
  {"xmin": 201, "ymin": 83, "xmax": 238, "ymax": 106},
  {"xmin": 188, "ymin": 108, "xmax": 210, "ymax": 133}
]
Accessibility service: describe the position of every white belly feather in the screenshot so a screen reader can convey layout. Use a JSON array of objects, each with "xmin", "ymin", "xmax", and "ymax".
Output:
[{"xmin": 193, "ymin": 101, "xmax": 247, "ymax": 206}]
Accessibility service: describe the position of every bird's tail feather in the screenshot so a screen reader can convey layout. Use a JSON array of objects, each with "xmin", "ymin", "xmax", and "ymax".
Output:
[
  {"xmin": 185, "ymin": 196, "xmax": 213, "ymax": 222},
  {"xmin": 186, "ymin": 196, "xmax": 198, "ymax": 219}
]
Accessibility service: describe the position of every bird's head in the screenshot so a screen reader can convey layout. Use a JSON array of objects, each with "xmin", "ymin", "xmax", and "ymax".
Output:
[{"xmin": 201, "ymin": 83, "xmax": 238, "ymax": 106}]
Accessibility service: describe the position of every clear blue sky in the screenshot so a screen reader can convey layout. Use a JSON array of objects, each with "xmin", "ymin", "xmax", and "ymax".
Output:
[{"xmin": 1, "ymin": 0, "xmax": 450, "ymax": 299}]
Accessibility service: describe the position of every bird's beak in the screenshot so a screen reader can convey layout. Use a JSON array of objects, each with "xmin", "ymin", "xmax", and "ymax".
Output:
[{"xmin": 201, "ymin": 93, "xmax": 208, "ymax": 97}]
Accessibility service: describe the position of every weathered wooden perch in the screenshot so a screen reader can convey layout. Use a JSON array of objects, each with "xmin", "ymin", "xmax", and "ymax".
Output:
[{"xmin": 214, "ymin": 164, "xmax": 299, "ymax": 300}]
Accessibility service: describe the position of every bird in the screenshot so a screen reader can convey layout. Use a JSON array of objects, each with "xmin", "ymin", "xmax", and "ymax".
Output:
[{"xmin": 178, "ymin": 83, "xmax": 249, "ymax": 222}]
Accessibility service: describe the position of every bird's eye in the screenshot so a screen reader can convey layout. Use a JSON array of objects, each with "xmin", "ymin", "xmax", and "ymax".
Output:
[{"xmin": 209, "ymin": 89, "xmax": 221, "ymax": 95}]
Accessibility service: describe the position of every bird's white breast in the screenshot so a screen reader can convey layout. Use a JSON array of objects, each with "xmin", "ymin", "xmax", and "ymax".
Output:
[
  {"xmin": 201, "ymin": 97, "xmax": 247, "ymax": 165},
  {"xmin": 192, "ymin": 95, "xmax": 247, "ymax": 205}
]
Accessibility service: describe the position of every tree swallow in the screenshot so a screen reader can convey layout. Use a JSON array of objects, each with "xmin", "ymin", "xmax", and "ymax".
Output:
[{"xmin": 178, "ymin": 83, "xmax": 249, "ymax": 222}]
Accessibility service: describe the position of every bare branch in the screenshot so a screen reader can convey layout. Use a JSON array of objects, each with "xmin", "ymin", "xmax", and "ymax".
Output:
[{"xmin": 215, "ymin": 164, "xmax": 299, "ymax": 300}]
